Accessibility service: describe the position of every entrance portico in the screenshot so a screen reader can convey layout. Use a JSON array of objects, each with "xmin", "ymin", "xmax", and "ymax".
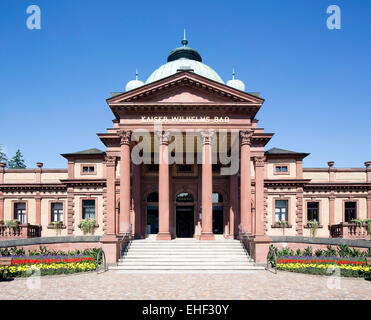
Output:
[{"xmin": 99, "ymin": 74, "xmax": 273, "ymax": 246}]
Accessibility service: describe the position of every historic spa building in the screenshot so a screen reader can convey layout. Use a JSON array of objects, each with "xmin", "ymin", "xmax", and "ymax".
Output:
[{"xmin": 0, "ymin": 38, "xmax": 370, "ymax": 263}]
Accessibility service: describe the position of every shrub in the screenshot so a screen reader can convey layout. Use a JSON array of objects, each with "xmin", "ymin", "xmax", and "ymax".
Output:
[
  {"xmin": 78, "ymin": 219, "xmax": 96, "ymax": 234},
  {"xmin": 337, "ymin": 245, "xmax": 352, "ymax": 257},
  {"xmin": 324, "ymin": 245, "xmax": 337, "ymax": 257},
  {"xmin": 307, "ymin": 220, "xmax": 319, "ymax": 237},
  {"xmin": 5, "ymin": 220, "xmax": 20, "ymax": 230},
  {"xmin": 303, "ymin": 247, "xmax": 313, "ymax": 256}
]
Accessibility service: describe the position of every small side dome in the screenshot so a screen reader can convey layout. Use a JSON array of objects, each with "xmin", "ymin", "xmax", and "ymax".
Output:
[
  {"xmin": 125, "ymin": 70, "xmax": 144, "ymax": 92},
  {"xmin": 226, "ymin": 69, "xmax": 245, "ymax": 92}
]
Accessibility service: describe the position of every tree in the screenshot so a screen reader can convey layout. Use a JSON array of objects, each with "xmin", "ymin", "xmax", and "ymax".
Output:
[
  {"xmin": 8, "ymin": 149, "xmax": 26, "ymax": 169},
  {"xmin": 0, "ymin": 145, "xmax": 8, "ymax": 166}
]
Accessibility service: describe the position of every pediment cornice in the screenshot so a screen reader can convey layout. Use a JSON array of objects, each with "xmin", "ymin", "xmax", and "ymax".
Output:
[{"xmin": 107, "ymin": 71, "xmax": 264, "ymax": 106}]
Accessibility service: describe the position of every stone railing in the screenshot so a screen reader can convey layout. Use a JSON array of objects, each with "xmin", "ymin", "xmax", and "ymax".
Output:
[
  {"xmin": 329, "ymin": 223, "xmax": 371, "ymax": 240},
  {"xmin": 0, "ymin": 224, "xmax": 41, "ymax": 239}
]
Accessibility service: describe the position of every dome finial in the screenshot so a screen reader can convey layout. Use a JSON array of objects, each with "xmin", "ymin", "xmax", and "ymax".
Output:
[
  {"xmin": 125, "ymin": 69, "xmax": 144, "ymax": 92},
  {"xmin": 227, "ymin": 68, "xmax": 245, "ymax": 92},
  {"xmin": 181, "ymin": 29, "xmax": 188, "ymax": 46}
]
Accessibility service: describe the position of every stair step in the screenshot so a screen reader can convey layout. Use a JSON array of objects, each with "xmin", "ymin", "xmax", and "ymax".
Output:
[
  {"xmin": 120, "ymin": 257, "xmax": 250, "ymax": 261},
  {"xmin": 110, "ymin": 265, "xmax": 264, "ymax": 270},
  {"xmin": 114, "ymin": 239, "xmax": 256, "ymax": 271},
  {"xmin": 111, "ymin": 265, "xmax": 262, "ymax": 270},
  {"xmin": 117, "ymin": 261, "xmax": 255, "ymax": 266}
]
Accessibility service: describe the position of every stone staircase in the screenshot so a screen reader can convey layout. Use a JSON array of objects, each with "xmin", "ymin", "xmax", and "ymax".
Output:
[{"xmin": 109, "ymin": 238, "xmax": 265, "ymax": 273}]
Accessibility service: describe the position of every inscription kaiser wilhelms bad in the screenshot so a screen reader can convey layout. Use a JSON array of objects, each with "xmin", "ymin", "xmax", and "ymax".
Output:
[{"xmin": 141, "ymin": 116, "xmax": 230, "ymax": 123}]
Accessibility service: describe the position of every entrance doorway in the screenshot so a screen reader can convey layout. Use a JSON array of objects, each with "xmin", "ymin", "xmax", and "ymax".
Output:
[
  {"xmin": 212, "ymin": 206, "xmax": 224, "ymax": 234},
  {"xmin": 146, "ymin": 192, "xmax": 159, "ymax": 236},
  {"xmin": 176, "ymin": 206, "xmax": 194, "ymax": 238},
  {"xmin": 146, "ymin": 206, "xmax": 159, "ymax": 235}
]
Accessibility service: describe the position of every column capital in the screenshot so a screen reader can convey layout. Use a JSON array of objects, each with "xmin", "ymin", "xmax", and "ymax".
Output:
[
  {"xmin": 240, "ymin": 130, "xmax": 254, "ymax": 146},
  {"xmin": 254, "ymin": 156, "xmax": 266, "ymax": 167},
  {"xmin": 120, "ymin": 130, "xmax": 132, "ymax": 146},
  {"xmin": 155, "ymin": 130, "xmax": 171, "ymax": 145},
  {"xmin": 104, "ymin": 155, "xmax": 116, "ymax": 167},
  {"xmin": 200, "ymin": 129, "xmax": 215, "ymax": 145}
]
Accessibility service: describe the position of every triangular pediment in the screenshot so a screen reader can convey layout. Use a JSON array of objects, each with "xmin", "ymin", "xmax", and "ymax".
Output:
[{"xmin": 107, "ymin": 71, "xmax": 264, "ymax": 105}]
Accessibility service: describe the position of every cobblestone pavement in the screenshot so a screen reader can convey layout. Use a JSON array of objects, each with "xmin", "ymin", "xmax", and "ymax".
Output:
[{"xmin": 0, "ymin": 270, "xmax": 370, "ymax": 300}]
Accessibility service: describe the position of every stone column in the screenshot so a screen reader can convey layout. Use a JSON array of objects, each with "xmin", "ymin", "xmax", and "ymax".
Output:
[
  {"xmin": 120, "ymin": 130, "xmax": 132, "ymax": 234},
  {"xmin": 35, "ymin": 195, "xmax": 41, "ymax": 225},
  {"xmin": 329, "ymin": 192, "xmax": 335, "ymax": 225},
  {"xmin": 200, "ymin": 129, "xmax": 215, "ymax": 240},
  {"xmin": 229, "ymin": 174, "xmax": 238, "ymax": 239},
  {"xmin": 100, "ymin": 155, "xmax": 120, "ymax": 264},
  {"xmin": 132, "ymin": 164, "xmax": 142, "ymax": 238},
  {"xmin": 156, "ymin": 131, "xmax": 172, "ymax": 240},
  {"xmin": 67, "ymin": 161, "xmax": 74, "ymax": 179},
  {"xmin": 105, "ymin": 156, "xmax": 117, "ymax": 235},
  {"xmin": 296, "ymin": 160, "xmax": 303, "ymax": 179},
  {"xmin": 240, "ymin": 130, "xmax": 253, "ymax": 234},
  {"xmin": 36, "ymin": 162, "xmax": 43, "ymax": 183},
  {"xmin": 366, "ymin": 162, "xmax": 371, "ymax": 219},
  {"xmin": 254, "ymin": 156, "xmax": 265, "ymax": 236},
  {"xmin": 328, "ymin": 161, "xmax": 335, "ymax": 182}
]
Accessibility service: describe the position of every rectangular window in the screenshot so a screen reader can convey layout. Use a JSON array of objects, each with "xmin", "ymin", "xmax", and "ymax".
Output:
[
  {"xmin": 275, "ymin": 165, "xmax": 288, "ymax": 173},
  {"xmin": 345, "ymin": 202, "xmax": 357, "ymax": 222},
  {"xmin": 51, "ymin": 203, "xmax": 63, "ymax": 222},
  {"xmin": 307, "ymin": 202, "xmax": 319, "ymax": 222},
  {"xmin": 82, "ymin": 200, "xmax": 95, "ymax": 220},
  {"xmin": 14, "ymin": 203, "xmax": 26, "ymax": 224},
  {"xmin": 275, "ymin": 200, "xmax": 288, "ymax": 223},
  {"xmin": 82, "ymin": 166, "xmax": 95, "ymax": 174}
]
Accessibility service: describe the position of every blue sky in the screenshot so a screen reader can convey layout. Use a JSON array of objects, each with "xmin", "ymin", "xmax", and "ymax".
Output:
[{"xmin": 0, "ymin": 0, "xmax": 370, "ymax": 168}]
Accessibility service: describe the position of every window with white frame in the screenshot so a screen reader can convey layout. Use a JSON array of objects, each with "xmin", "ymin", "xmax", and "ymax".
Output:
[
  {"xmin": 82, "ymin": 200, "xmax": 95, "ymax": 220},
  {"xmin": 51, "ymin": 203, "xmax": 63, "ymax": 222},
  {"xmin": 307, "ymin": 202, "xmax": 319, "ymax": 222},
  {"xmin": 275, "ymin": 200, "xmax": 288, "ymax": 223},
  {"xmin": 14, "ymin": 203, "xmax": 26, "ymax": 224},
  {"xmin": 344, "ymin": 202, "xmax": 357, "ymax": 222}
]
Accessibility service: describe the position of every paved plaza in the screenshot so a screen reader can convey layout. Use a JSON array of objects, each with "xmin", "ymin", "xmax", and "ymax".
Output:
[{"xmin": 0, "ymin": 270, "xmax": 370, "ymax": 300}]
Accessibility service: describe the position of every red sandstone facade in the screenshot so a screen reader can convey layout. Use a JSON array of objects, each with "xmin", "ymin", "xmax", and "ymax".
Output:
[{"xmin": 1, "ymin": 59, "xmax": 370, "ymax": 264}]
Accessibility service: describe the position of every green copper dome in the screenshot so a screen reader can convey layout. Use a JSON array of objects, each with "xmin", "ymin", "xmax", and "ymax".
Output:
[
  {"xmin": 167, "ymin": 46, "xmax": 202, "ymax": 62},
  {"xmin": 146, "ymin": 36, "xmax": 224, "ymax": 85}
]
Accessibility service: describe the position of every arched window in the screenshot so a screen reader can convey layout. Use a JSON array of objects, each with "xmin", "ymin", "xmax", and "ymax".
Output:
[
  {"xmin": 176, "ymin": 192, "xmax": 194, "ymax": 203},
  {"xmin": 212, "ymin": 192, "xmax": 223, "ymax": 203},
  {"xmin": 146, "ymin": 192, "xmax": 159, "ymax": 202}
]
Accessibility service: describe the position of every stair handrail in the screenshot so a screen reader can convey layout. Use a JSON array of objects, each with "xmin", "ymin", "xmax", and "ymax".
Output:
[
  {"xmin": 238, "ymin": 224, "xmax": 253, "ymax": 258},
  {"xmin": 266, "ymin": 246, "xmax": 278, "ymax": 274},
  {"xmin": 95, "ymin": 248, "xmax": 108, "ymax": 273},
  {"xmin": 120, "ymin": 224, "xmax": 133, "ymax": 257}
]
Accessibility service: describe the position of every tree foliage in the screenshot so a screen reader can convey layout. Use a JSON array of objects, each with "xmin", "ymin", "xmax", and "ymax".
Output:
[
  {"xmin": 0, "ymin": 144, "xmax": 7, "ymax": 165},
  {"xmin": 8, "ymin": 149, "xmax": 26, "ymax": 169}
]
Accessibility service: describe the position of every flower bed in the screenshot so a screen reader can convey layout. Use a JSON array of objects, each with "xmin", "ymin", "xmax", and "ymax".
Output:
[
  {"xmin": 268, "ymin": 244, "xmax": 371, "ymax": 278},
  {"xmin": 276, "ymin": 257, "xmax": 371, "ymax": 278},
  {"xmin": 0, "ymin": 247, "xmax": 100, "ymax": 278}
]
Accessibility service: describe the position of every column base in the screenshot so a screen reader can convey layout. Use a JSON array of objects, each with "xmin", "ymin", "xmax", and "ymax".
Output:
[
  {"xmin": 200, "ymin": 232, "xmax": 215, "ymax": 240},
  {"xmin": 251, "ymin": 235, "xmax": 272, "ymax": 263},
  {"xmin": 100, "ymin": 235, "xmax": 120, "ymax": 264},
  {"xmin": 156, "ymin": 232, "xmax": 172, "ymax": 240}
]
